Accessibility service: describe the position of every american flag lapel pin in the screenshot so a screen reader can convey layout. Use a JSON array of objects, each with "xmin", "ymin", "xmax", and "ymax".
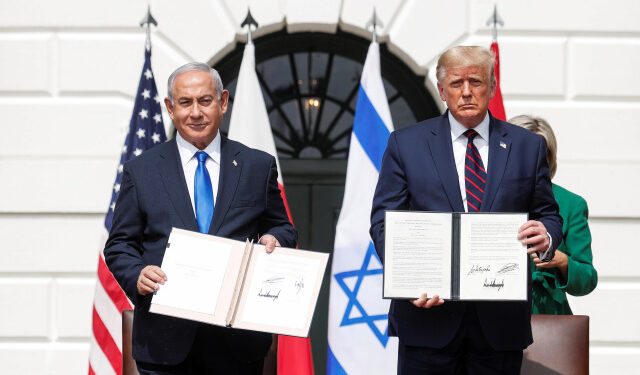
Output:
[
  {"xmin": 233, "ymin": 160, "xmax": 238, "ymax": 167},
  {"xmin": 500, "ymin": 141, "xmax": 507, "ymax": 149}
]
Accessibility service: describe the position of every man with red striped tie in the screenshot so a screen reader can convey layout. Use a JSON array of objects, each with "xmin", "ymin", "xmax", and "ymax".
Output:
[{"xmin": 370, "ymin": 46, "xmax": 563, "ymax": 375}]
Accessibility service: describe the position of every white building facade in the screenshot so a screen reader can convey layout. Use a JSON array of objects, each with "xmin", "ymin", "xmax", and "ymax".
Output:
[{"xmin": 0, "ymin": 0, "xmax": 638, "ymax": 373}]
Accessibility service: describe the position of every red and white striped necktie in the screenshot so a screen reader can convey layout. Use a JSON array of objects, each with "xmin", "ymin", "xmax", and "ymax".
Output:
[{"xmin": 464, "ymin": 129, "xmax": 487, "ymax": 212}]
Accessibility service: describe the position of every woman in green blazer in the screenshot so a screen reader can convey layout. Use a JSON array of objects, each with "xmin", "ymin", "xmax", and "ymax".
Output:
[{"xmin": 510, "ymin": 115, "xmax": 598, "ymax": 314}]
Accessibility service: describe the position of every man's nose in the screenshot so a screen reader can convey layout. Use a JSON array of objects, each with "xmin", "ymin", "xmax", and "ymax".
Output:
[
  {"xmin": 190, "ymin": 103, "xmax": 203, "ymax": 117},
  {"xmin": 461, "ymin": 81, "xmax": 472, "ymax": 96}
]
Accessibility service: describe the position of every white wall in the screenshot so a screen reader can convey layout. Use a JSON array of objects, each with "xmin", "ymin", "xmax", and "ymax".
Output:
[{"xmin": 0, "ymin": 0, "xmax": 637, "ymax": 373}]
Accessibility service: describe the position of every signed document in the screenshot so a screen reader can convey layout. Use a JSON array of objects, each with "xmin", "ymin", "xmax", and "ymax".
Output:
[
  {"xmin": 150, "ymin": 228, "xmax": 329, "ymax": 337},
  {"xmin": 384, "ymin": 211, "xmax": 528, "ymax": 301}
]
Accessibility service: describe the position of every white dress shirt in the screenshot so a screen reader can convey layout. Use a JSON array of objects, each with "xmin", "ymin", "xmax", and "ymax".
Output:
[
  {"xmin": 175, "ymin": 131, "xmax": 221, "ymax": 215},
  {"xmin": 449, "ymin": 111, "xmax": 490, "ymax": 213}
]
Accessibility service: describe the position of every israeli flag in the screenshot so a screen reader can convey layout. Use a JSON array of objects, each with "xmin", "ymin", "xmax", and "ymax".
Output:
[{"xmin": 327, "ymin": 41, "xmax": 397, "ymax": 374}]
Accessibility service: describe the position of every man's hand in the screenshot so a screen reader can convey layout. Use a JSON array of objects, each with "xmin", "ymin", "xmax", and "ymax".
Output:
[
  {"xmin": 259, "ymin": 234, "xmax": 280, "ymax": 253},
  {"xmin": 137, "ymin": 265, "xmax": 167, "ymax": 295},
  {"xmin": 518, "ymin": 220, "xmax": 550, "ymax": 254},
  {"xmin": 411, "ymin": 293, "xmax": 445, "ymax": 309}
]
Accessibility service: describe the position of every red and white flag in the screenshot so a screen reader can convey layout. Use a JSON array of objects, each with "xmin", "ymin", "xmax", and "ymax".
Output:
[
  {"xmin": 227, "ymin": 40, "xmax": 314, "ymax": 375},
  {"xmin": 89, "ymin": 44, "xmax": 167, "ymax": 374},
  {"xmin": 488, "ymin": 41, "xmax": 506, "ymax": 121}
]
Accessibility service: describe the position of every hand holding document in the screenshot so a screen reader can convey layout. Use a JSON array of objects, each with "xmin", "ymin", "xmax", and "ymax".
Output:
[
  {"xmin": 150, "ymin": 228, "xmax": 329, "ymax": 337},
  {"xmin": 384, "ymin": 211, "xmax": 528, "ymax": 301}
]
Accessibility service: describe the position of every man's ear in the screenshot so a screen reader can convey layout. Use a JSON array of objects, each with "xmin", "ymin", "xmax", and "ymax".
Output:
[
  {"xmin": 489, "ymin": 79, "xmax": 497, "ymax": 100},
  {"xmin": 164, "ymin": 97, "xmax": 175, "ymax": 120},
  {"xmin": 437, "ymin": 82, "xmax": 447, "ymax": 102},
  {"xmin": 219, "ymin": 90, "xmax": 230, "ymax": 114}
]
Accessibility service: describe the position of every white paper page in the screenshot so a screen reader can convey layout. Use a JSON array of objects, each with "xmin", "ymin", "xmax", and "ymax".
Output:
[
  {"xmin": 239, "ymin": 251, "xmax": 321, "ymax": 330},
  {"xmin": 384, "ymin": 211, "xmax": 452, "ymax": 299},
  {"xmin": 152, "ymin": 231, "xmax": 232, "ymax": 315},
  {"xmin": 458, "ymin": 213, "xmax": 528, "ymax": 300}
]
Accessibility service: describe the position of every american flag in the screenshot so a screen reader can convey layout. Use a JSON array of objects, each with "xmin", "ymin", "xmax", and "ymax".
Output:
[{"xmin": 89, "ymin": 46, "xmax": 167, "ymax": 375}]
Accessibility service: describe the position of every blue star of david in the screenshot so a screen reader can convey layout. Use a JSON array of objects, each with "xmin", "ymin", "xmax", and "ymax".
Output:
[{"xmin": 334, "ymin": 242, "xmax": 389, "ymax": 347}]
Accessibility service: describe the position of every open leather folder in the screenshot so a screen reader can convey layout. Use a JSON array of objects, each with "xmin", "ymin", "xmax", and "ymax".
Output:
[{"xmin": 150, "ymin": 228, "xmax": 329, "ymax": 338}]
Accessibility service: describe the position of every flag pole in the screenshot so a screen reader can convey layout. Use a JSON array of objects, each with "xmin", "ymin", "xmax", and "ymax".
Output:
[
  {"xmin": 486, "ymin": 4, "xmax": 507, "ymax": 121},
  {"xmin": 486, "ymin": 4, "xmax": 504, "ymax": 43},
  {"xmin": 241, "ymin": 8, "xmax": 258, "ymax": 45},
  {"xmin": 89, "ymin": 5, "xmax": 167, "ymax": 375},
  {"xmin": 326, "ymin": 9, "xmax": 397, "ymax": 373},
  {"xmin": 140, "ymin": 4, "xmax": 158, "ymax": 51},
  {"xmin": 230, "ymin": 9, "xmax": 315, "ymax": 375},
  {"xmin": 365, "ymin": 8, "xmax": 383, "ymax": 43}
]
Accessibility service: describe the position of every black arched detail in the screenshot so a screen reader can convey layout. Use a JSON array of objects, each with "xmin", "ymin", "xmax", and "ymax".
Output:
[{"xmin": 214, "ymin": 30, "xmax": 440, "ymax": 159}]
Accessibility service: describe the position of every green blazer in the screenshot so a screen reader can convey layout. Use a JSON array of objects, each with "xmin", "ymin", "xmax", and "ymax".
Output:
[{"xmin": 531, "ymin": 184, "xmax": 598, "ymax": 314}]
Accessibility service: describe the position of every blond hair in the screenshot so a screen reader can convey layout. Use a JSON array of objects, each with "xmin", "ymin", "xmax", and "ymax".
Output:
[
  {"xmin": 509, "ymin": 115, "xmax": 558, "ymax": 179},
  {"xmin": 436, "ymin": 46, "xmax": 495, "ymax": 85}
]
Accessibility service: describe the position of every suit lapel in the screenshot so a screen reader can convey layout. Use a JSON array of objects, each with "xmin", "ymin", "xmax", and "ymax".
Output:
[
  {"xmin": 482, "ymin": 116, "xmax": 511, "ymax": 212},
  {"xmin": 426, "ymin": 113, "xmax": 465, "ymax": 212},
  {"xmin": 157, "ymin": 138, "xmax": 198, "ymax": 231},
  {"xmin": 210, "ymin": 136, "xmax": 242, "ymax": 234}
]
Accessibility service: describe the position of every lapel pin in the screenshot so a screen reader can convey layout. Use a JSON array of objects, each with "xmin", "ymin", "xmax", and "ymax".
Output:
[
  {"xmin": 500, "ymin": 141, "xmax": 507, "ymax": 149},
  {"xmin": 233, "ymin": 160, "xmax": 238, "ymax": 167}
]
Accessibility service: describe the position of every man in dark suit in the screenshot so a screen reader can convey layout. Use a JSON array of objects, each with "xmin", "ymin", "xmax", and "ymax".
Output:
[
  {"xmin": 104, "ymin": 62, "xmax": 296, "ymax": 374},
  {"xmin": 370, "ymin": 46, "xmax": 563, "ymax": 374}
]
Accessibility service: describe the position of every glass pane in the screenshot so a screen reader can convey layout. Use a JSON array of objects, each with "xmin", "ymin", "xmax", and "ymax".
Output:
[
  {"xmin": 299, "ymin": 145, "xmax": 323, "ymax": 159},
  {"xmin": 257, "ymin": 56, "xmax": 295, "ymax": 102},
  {"xmin": 294, "ymin": 52, "xmax": 329, "ymax": 96},
  {"xmin": 328, "ymin": 111, "xmax": 354, "ymax": 146},
  {"xmin": 261, "ymin": 83, "xmax": 272, "ymax": 108},
  {"xmin": 269, "ymin": 109, "xmax": 294, "ymax": 146},
  {"xmin": 326, "ymin": 55, "xmax": 361, "ymax": 101},
  {"xmin": 301, "ymin": 96, "xmax": 321, "ymax": 134},
  {"xmin": 317, "ymin": 100, "xmax": 340, "ymax": 135},
  {"xmin": 274, "ymin": 136, "xmax": 295, "ymax": 158},
  {"xmin": 349, "ymin": 90, "xmax": 358, "ymax": 111},
  {"xmin": 225, "ymin": 78, "xmax": 238, "ymax": 97},
  {"xmin": 294, "ymin": 53, "xmax": 309, "ymax": 95},
  {"xmin": 390, "ymin": 97, "xmax": 417, "ymax": 129},
  {"xmin": 281, "ymin": 100, "xmax": 304, "ymax": 140},
  {"xmin": 310, "ymin": 52, "xmax": 328, "ymax": 96},
  {"xmin": 382, "ymin": 77, "xmax": 397, "ymax": 97},
  {"xmin": 329, "ymin": 125, "xmax": 350, "ymax": 159}
]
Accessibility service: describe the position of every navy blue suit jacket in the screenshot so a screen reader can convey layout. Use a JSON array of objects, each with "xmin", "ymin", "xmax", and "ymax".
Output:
[
  {"xmin": 370, "ymin": 112, "xmax": 562, "ymax": 351},
  {"xmin": 104, "ymin": 136, "xmax": 297, "ymax": 365}
]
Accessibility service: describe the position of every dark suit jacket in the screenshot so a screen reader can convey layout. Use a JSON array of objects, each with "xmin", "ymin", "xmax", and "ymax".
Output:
[
  {"xmin": 370, "ymin": 112, "xmax": 563, "ymax": 351},
  {"xmin": 104, "ymin": 136, "xmax": 297, "ymax": 365}
]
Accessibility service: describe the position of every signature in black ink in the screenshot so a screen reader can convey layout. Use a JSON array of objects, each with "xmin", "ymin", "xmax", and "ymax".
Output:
[
  {"xmin": 262, "ymin": 277, "xmax": 285, "ymax": 284},
  {"xmin": 258, "ymin": 287, "xmax": 281, "ymax": 301},
  {"xmin": 483, "ymin": 278, "xmax": 504, "ymax": 291},
  {"xmin": 497, "ymin": 263, "xmax": 518, "ymax": 274},
  {"xmin": 467, "ymin": 264, "xmax": 491, "ymax": 275}
]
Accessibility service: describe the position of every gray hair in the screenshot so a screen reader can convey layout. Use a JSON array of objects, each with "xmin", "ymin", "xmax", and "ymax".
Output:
[
  {"xmin": 167, "ymin": 62, "xmax": 224, "ymax": 102},
  {"xmin": 509, "ymin": 114, "xmax": 558, "ymax": 179},
  {"xmin": 436, "ymin": 46, "xmax": 496, "ymax": 86}
]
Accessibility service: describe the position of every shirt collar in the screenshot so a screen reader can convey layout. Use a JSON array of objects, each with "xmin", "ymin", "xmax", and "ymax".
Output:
[
  {"xmin": 448, "ymin": 110, "xmax": 490, "ymax": 142},
  {"xmin": 175, "ymin": 131, "xmax": 221, "ymax": 166}
]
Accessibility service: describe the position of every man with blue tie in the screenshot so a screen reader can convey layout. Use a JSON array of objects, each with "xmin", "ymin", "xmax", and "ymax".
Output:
[
  {"xmin": 370, "ymin": 46, "xmax": 563, "ymax": 374},
  {"xmin": 104, "ymin": 62, "xmax": 296, "ymax": 374}
]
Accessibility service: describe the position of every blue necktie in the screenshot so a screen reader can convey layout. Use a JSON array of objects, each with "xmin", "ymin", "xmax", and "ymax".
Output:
[
  {"xmin": 464, "ymin": 129, "xmax": 487, "ymax": 212},
  {"xmin": 194, "ymin": 151, "xmax": 214, "ymax": 233}
]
